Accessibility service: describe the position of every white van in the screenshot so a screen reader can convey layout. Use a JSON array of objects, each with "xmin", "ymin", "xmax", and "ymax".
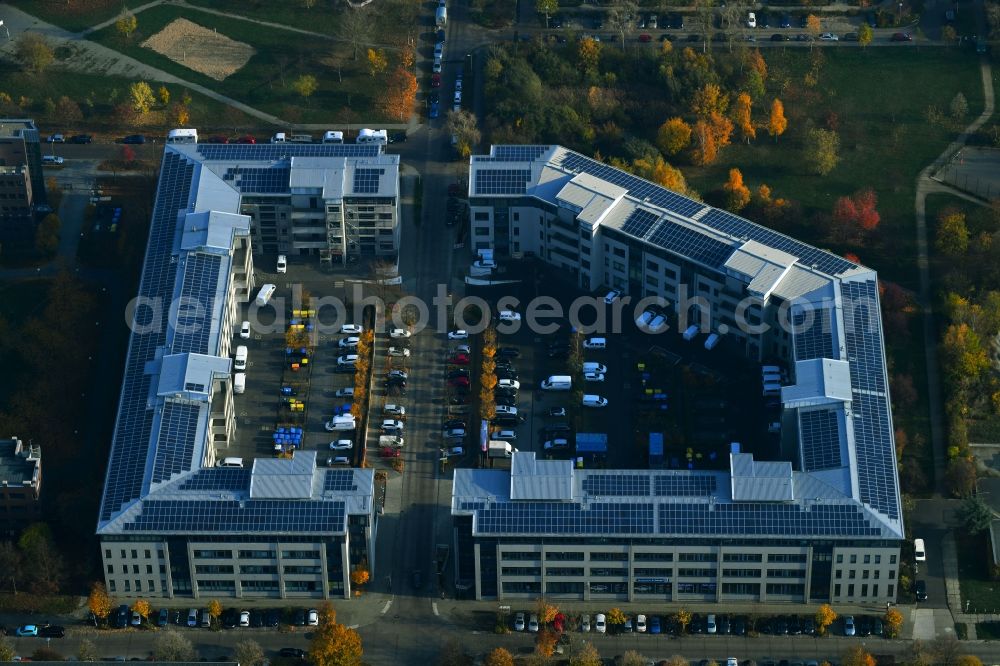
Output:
[
  {"xmin": 234, "ymin": 346, "xmax": 248, "ymax": 371},
  {"xmin": 322, "ymin": 130, "xmax": 344, "ymax": 144},
  {"xmin": 914, "ymin": 538, "xmax": 926, "ymax": 562},
  {"xmin": 356, "ymin": 128, "xmax": 388, "ymax": 145},
  {"xmin": 540, "ymin": 375, "xmax": 572, "ymax": 390},
  {"xmin": 582, "ymin": 362, "xmax": 607, "ymax": 374},
  {"xmin": 704, "ymin": 333, "xmax": 720, "ymax": 350},
  {"xmin": 495, "ymin": 405, "xmax": 518, "ymax": 416},
  {"xmin": 270, "ymin": 132, "xmax": 287, "ymax": 143},
  {"xmin": 582, "ymin": 394, "xmax": 608, "ymax": 408},
  {"xmin": 218, "ymin": 457, "xmax": 244, "ymax": 468},
  {"xmin": 326, "ymin": 415, "xmax": 356, "ymax": 431},
  {"xmin": 233, "ymin": 373, "xmax": 246, "ymax": 394},
  {"xmin": 582, "ymin": 337, "xmax": 606, "ymax": 350},
  {"xmin": 166, "ymin": 128, "xmax": 198, "ymax": 144},
  {"xmin": 256, "ymin": 283, "xmax": 276, "ymax": 306}
]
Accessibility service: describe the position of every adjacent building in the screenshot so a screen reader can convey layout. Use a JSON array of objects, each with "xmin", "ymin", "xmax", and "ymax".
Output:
[
  {"xmin": 0, "ymin": 119, "xmax": 47, "ymax": 248},
  {"xmin": 456, "ymin": 145, "xmax": 903, "ymax": 605},
  {"xmin": 96, "ymin": 141, "xmax": 380, "ymax": 600},
  {"xmin": 0, "ymin": 436, "xmax": 42, "ymax": 535}
]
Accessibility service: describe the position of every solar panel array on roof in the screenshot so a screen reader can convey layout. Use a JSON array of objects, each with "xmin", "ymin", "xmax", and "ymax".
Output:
[
  {"xmin": 178, "ymin": 467, "xmax": 251, "ymax": 491},
  {"xmin": 172, "ymin": 253, "xmax": 222, "ymax": 354},
  {"xmin": 700, "ymin": 209, "xmax": 857, "ymax": 276},
  {"xmin": 474, "ymin": 169, "xmax": 531, "ymax": 195},
  {"xmin": 101, "ymin": 151, "xmax": 194, "ymax": 521},
  {"xmin": 653, "ymin": 475, "xmax": 717, "ymax": 496},
  {"xmin": 222, "ymin": 167, "xmax": 290, "ymax": 194},
  {"xmin": 852, "ymin": 393, "xmax": 898, "ymax": 520},
  {"xmin": 184, "ymin": 382, "xmax": 205, "ymax": 393},
  {"xmin": 492, "ymin": 145, "xmax": 550, "ymax": 161},
  {"xmin": 842, "ymin": 280, "xmax": 885, "ymax": 393},
  {"xmin": 353, "ymin": 168, "xmax": 384, "ymax": 194},
  {"xmin": 658, "ymin": 502, "xmax": 878, "ymax": 536},
  {"xmin": 473, "ymin": 502, "xmax": 655, "ymax": 535},
  {"xmin": 125, "ymin": 499, "xmax": 346, "ymax": 533},
  {"xmin": 151, "ymin": 402, "xmax": 200, "ymax": 484},
  {"xmin": 620, "ymin": 209, "xmax": 660, "ymax": 240},
  {"xmin": 555, "ymin": 151, "xmax": 705, "ymax": 218},
  {"xmin": 582, "ymin": 474, "xmax": 650, "ymax": 496},
  {"xmin": 800, "ymin": 409, "xmax": 842, "ymax": 471},
  {"xmin": 324, "ymin": 469, "xmax": 358, "ymax": 492},
  {"xmin": 647, "ymin": 220, "xmax": 735, "ymax": 269},
  {"xmin": 793, "ymin": 306, "xmax": 835, "ymax": 361},
  {"xmin": 198, "ymin": 144, "xmax": 380, "ymax": 160}
]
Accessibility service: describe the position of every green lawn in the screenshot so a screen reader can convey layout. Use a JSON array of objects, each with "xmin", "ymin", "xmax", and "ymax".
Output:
[
  {"xmin": 87, "ymin": 5, "xmax": 394, "ymax": 124},
  {"xmin": 4, "ymin": 0, "xmax": 136, "ymax": 32},
  {"xmin": 957, "ymin": 532, "xmax": 1000, "ymax": 611},
  {"xmin": 685, "ymin": 47, "xmax": 983, "ymax": 292},
  {"xmin": 978, "ymin": 622, "xmax": 1000, "ymax": 640},
  {"xmin": 0, "ymin": 280, "xmax": 52, "ymax": 407}
]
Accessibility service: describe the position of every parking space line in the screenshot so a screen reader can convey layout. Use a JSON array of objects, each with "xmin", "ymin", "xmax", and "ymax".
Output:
[
  {"xmin": 432, "ymin": 602, "xmax": 439, "ymax": 616},
  {"xmin": 380, "ymin": 600, "xmax": 393, "ymax": 615}
]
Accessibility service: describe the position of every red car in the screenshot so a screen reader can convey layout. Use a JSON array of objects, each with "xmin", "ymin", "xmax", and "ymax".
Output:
[
  {"xmin": 431, "ymin": 73, "xmax": 442, "ymax": 88},
  {"xmin": 638, "ymin": 33, "xmax": 652, "ymax": 42},
  {"xmin": 448, "ymin": 376, "xmax": 470, "ymax": 388},
  {"xmin": 379, "ymin": 447, "xmax": 401, "ymax": 458},
  {"xmin": 448, "ymin": 354, "xmax": 470, "ymax": 365},
  {"xmin": 237, "ymin": 135, "xmax": 257, "ymax": 144},
  {"xmin": 890, "ymin": 32, "xmax": 912, "ymax": 41}
]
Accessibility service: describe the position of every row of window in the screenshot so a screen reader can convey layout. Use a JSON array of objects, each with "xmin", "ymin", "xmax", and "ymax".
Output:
[
  {"xmin": 834, "ymin": 583, "xmax": 892, "ymax": 598},
  {"xmin": 835, "ymin": 569, "xmax": 894, "ymax": 580}
]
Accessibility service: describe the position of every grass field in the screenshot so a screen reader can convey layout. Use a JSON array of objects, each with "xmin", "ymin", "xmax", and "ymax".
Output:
[
  {"xmin": 0, "ymin": 280, "xmax": 50, "ymax": 408},
  {"xmin": 87, "ymin": 4, "xmax": 394, "ymax": 124},
  {"xmin": 4, "ymin": 0, "xmax": 135, "ymax": 32},
  {"xmin": 958, "ymin": 532, "xmax": 1000, "ymax": 612}
]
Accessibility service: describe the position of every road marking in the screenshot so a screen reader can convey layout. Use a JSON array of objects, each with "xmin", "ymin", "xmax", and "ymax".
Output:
[
  {"xmin": 432, "ymin": 602, "xmax": 439, "ymax": 616},
  {"xmin": 381, "ymin": 600, "xmax": 393, "ymax": 615},
  {"xmin": 348, "ymin": 624, "xmax": 360, "ymax": 629},
  {"xmin": 334, "ymin": 280, "xmax": 345, "ymax": 288}
]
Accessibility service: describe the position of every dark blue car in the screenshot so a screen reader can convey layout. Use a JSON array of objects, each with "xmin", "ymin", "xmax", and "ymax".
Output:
[{"xmin": 429, "ymin": 101, "xmax": 440, "ymax": 119}]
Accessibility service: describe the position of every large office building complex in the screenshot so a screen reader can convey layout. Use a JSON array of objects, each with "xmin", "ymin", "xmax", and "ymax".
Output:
[
  {"xmin": 97, "ymin": 141, "xmax": 379, "ymax": 600},
  {"xmin": 455, "ymin": 145, "xmax": 902, "ymax": 605},
  {"xmin": 0, "ymin": 119, "xmax": 47, "ymax": 248},
  {"xmin": 0, "ymin": 436, "xmax": 42, "ymax": 535}
]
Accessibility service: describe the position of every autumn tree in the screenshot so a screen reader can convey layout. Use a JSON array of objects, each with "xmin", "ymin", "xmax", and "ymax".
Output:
[
  {"xmin": 485, "ymin": 647, "xmax": 515, "ymax": 666},
  {"xmin": 535, "ymin": 598, "xmax": 559, "ymax": 624},
  {"xmin": 235, "ymin": 639, "xmax": 266, "ymax": 666},
  {"xmin": 843, "ymin": 646, "xmax": 876, "ymax": 666},
  {"xmin": 152, "ymin": 631, "xmax": 196, "ymax": 662},
  {"xmin": 944, "ymin": 457, "xmax": 977, "ymax": 498},
  {"xmin": 129, "ymin": 81, "xmax": 155, "ymax": 115},
  {"xmin": 884, "ymin": 608, "xmax": 903, "ymax": 638},
  {"xmin": 208, "ymin": 599, "xmax": 223, "ymax": 622},
  {"xmin": 171, "ymin": 103, "xmax": 190, "ymax": 126},
  {"xmin": 805, "ymin": 128, "xmax": 841, "ymax": 175},
  {"xmin": 957, "ymin": 656, "xmax": 983, "ymax": 666},
  {"xmin": 350, "ymin": 567, "xmax": 370, "ymax": 586},
  {"xmin": 339, "ymin": 8, "xmax": 374, "ymax": 60},
  {"xmin": 831, "ymin": 188, "xmax": 880, "ymax": 242},
  {"xmin": 132, "ymin": 599, "xmax": 150, "ymax": 623},
  {"xmin": 535, "ymin": 628, "xmax": 558, "ymax": 657},
  {"xmin": 858, "ymin": 24, "xmax": 873, "ymax": 47},
  {"xmin": 88, "ymin": 582, "xmax": 113, "ymax": 622},
  {"xmin": 116, "ymin": 12, "xmax": 138, "ymax": 41},
  {"xmin": 768, "ymin": 98, "xmax": 788, "ymax": 142},
  {"xmin": 951, "ymin": 93, "xmax": 969, "ymax": 121},
  {"xmin": 691, "ymin": 112, "xmax": 733, "ymax": 166},
  {"xmin": 815, "ymin": 603, "xmax": 837, "ymax": 636},
  {"xmin": 657, "ymin": 117, "xmax": 692, "ymax": 155},
  {"xmin": 78, "ymin": 638, "xmax": 98, "ymax": 662},
  {"xmin": 957, "ymin": 497, "xmax": 994, "ymax": 534},
  {"xmin": 54, "ymin": 96, "xmax": 83, "ymax": 125},
  {"xmin": 0, "ymin": 638, "xmax": 12, "ymax": 663},
  {"xmin": 942, "ymin": 25, "xmax": 958, "ymax": 43},
  {"xmin": 310, "ymin": 602, "xmax": 362, "ymax": 666},
  {"xmin": 536, "ymin": 0, "xmax": 558, "ymax": 27},
  {"xmin": 446, "ymin": 109, "xmax": 481, "ymax": 158},
  {"xmin": 577, "ymin": 37, "xmax": 602, "ymax": 74},
  {"xmin": 723, "ymin": 168, "xmax": 751, "ymax": 212},
  {"xmin": 15, "ymin": 34, "xmax": 54, "ymax": 75},
  {"xmin": 631, "ymin": 155, "xmax": 692, "ymax": 196},
  {"xmin": 292, "ymin": 74, "xmax": 318, "ymax": 99},
  {"xmin": 381, "ymin": 67, "xmax": 417, "ymax": 121},
  {"xmin": 941, "ymin": 322, "xmax": 989, "ymax": 385},
  {"xmin": 158, "ymin": 85, "xmax": 170, "ymax": 106},
  {"xmin": 673, "ymin": 608, "xmax": 691, "ymax": 634},
  {"xmin": 570, "ymin": 642, "xmax": 601, "ymax": 666},
  {"xmin": 806, "ymin": 14, "xmax": 822, "ymax": 39},
  {"xmin": 606, "ymin": 607, "xmax": 627, "ymax": 627},
  {"xmin": 366, "ymin": 48, "xmax": 388, "ymax": 78},
  {"xmin": 732, "ymin": 92, "xmax": 755, "ymax": 143},
  {"xmin": 936, "ymin": 209, "xmax": 970, "ymax": 256},
  {"xmin": 691, "ymin": 82, "xmax": 728, "ymax": 118}
]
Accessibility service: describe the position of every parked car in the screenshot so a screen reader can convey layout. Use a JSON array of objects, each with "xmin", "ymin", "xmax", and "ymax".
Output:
[
  {"xmin": 843, "ymin": 615, "xmax": 856, "ymax": 636},
  {"xmin": 122, "ymin": 134, "xmax": 146, "ymax": 144},
  {"xmin": 70, "ymin": 134, "xmax": 93, "ymax": 144},
  {"xmin": 40, "ymin": 625, "xmax": 65, "ymax": 638},
  {"xmin": 279, "ymin": 648, "xmax": 307, "ymax": 659},
  {"xmin": 47, "ymin": 133, "xmax": 65, "ymax": 143},
  {"xmin": 448, "ymin": 330, "xmax": 468, "ymax": 339},
  {"xmin": 820, "ymin": 32, "xmax": 839, "ymax": 40},
  {"xmin": 891, "ymin": 32, "xmax": 912, "ymax": 41},
  {"xmin": 514, "ymin": 612, "xmax": 526, "ymax": 631},
  {"xmin": 307, "ymin": 609, "xmax": 319, "ymax": 626},
  {"xmin": 528, "ymin": 614, "xmax": 540, "ymax": 632},
  {"xmin": 595, "ymin": 613, "xmax": 607, "ymax": 633},
  {"xmin": 340, "ymin": 324, "xmax": 363, "ymax": 334},
  {"xmin": 15, "ymin": 625, "xmax": 38, "ymax": 637}
]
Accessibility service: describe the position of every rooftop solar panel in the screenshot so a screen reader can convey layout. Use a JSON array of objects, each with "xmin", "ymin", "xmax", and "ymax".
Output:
[
  {"xmin": 582, "ymin": 474, "xmax": 650, "ymax": 496},
  {"xmin": 224, "ymin": 167, "xmax": 291, "ymax": 194},
  {"xmin": 492, "ymin": 145, "xmax": 550, "ymax": 161},
  {"xmin": 474, "ymin": 502, "xmax": 655, "ymax": 535},
  {"xmin": 178, "ymin": 467, "xmax": 251, "ymax": 491},
  {"xmin": 653, "ymin": 475, "xmax": 717, "ymax": 496},
  {"xmin": 647, "ymin": 220, "xmax": 735, "ymax": 269},
  {"xmin": 474, "ymin": 169, "xmax": 531, "ymax": 195},
  {"xmin": 793, "ymin": 306, "xmax": 835, "ymax": 361},
  {"xmin": 172, "ymin": 253, "xmax": 222, "ymax": 354},
  {"xmin": 842, "ymin": 280, "xmax": 885, "ymax": 393},
  {"xmin": 150, "ymin": 402, "xmax": 200, "ymax": 484},
  {"xmin": 324, "ymin": 469, "xmax": 358, "ymax": 492},
  {"xmin": 852, "ymin": 392, "xmax": 899, "ymax": 520},
  {"xmin": 197, "ymin": 144, "xmax": 381, "ymax": 160},
  {"xmin": 800, "ymin": 409, "xmax": 842, "ymax": 471},
  {"xmin": 657, "ymin": 502, "xmax": 878, "ymax": 537},
  {"xmin": 353, "ymin": 167, "xmax": 384, "ymax": 194},
  {"xmin": 124, "ymin": 499, "xmax": 347, "ymax": 534},
  {"xmin": 620, "ymin": 208, "xmax": 660, "ymax": 240}
]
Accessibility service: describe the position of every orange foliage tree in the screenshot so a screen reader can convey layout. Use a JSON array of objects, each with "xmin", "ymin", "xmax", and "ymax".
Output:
[
  {"xmin": 691, "ymin": 112, "xmax": 733, "ymax": 166},
  {"xmin": 723, "ymin": 168, "xmax": 751, "ymax": 212},
  {"xmin": 768, "ymin": 98, "xmax": 788, "ymax": 142},
  {"xmin": 732, "ymin": 92, "xmax": 755, "ymax": 143},
  {"xmin": 381, "ymin": 67, "xmax": 417, "ymax": 121}
]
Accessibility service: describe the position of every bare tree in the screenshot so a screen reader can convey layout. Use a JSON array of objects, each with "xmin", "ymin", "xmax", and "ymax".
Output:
[
  {"xmin": 339, "ymin": 8, "xmax": 375, "ymax": 60},
  {"xmin": 234, "ymin": 639, "xmax": 266, "ymax": 666},
  {"xmin": 152, "ymin": 631, "xmax": 195, "ymax": 662},
  {"xmin": 607, "ymin": 1, "xmax": 637, "ymax": 50},
  {"xmin": 694, "ymin": 0, "xmax": 714, "ymax": 53}
]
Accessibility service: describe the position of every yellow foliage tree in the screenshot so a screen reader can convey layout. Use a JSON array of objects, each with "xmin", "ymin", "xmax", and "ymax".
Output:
[
  {"xmin": 843, "ymin": 646, "xmax": 876, "ymax": 666},
  {"xmin": 535, "ymin": 598, "xmax": 559, "ymax": 624},
  {"xmin": 691, "ymin": 83, "xmax": 728, "ymax": 118},
  {"xmin": 366, "ymin": 48, "xmax": 388, "ymax": 78},
  {"xmin": 208, "ymin": 600, "xmax": 223, "ymax": 622},
  {"xmin": 815, "ymin": 603, "xmax": 837, "ymax": 636},
  {"xmin": 884, "ymin": 608, "xmax": 903, "ymax": 638},
  {"xmin": 656, "ymin": 117, "xmax": 692, "ymax": 155},
  {"xmin": 957, "ymin": 656, "xmax": 983, "ymax": 666},
  {"xmin": 723, "ymin": 168, "xmax": 751, "ymax": 212},
  {"xmin": 132, "ymin": 599, "xmax": 150, "ymax": 621},
  {"xmin": 350, "ymin": 568, "xmax": 369, "ymax": 586},
  {"xmin": 485, "ymin": 647, "xmax": 514, "ymax": 666},
  {"xmin": 571, "ymin": 642, "xmax": 602, "ymax": 666},
  {"xmin": 768, "ymin": 98, "xmax": 788, "ymax": 142},
  {"xmin": 806, "ymin": 15, "xmax": 822, "ymax": 39},
  {"xmin": 158, "ymin": 86, "xmax": 170, "ymax": 106},
  {"xmin": 674, "ymin": 608, "xmax": 691, "ymax": 634},
  {"xmin": 732, "ymin": 92, "xmax": 755, "ymax": 143},
  {"xmin": 535, "ymin": 628, "xmax": 558, "ymax": 657},
  {"xmin": 606, "ymin": 607, "xmax": 627, "ymax": 626},
  {"xmin": 291, "ymin": 74, "xmax": 318, "ymax": 99},
  {"xmin": 129, "ymin": 81, "xmax": 155, "ymax": 116},
  {"xmin": 310, "ymin": 603, "xmax": 362, "ymax": 666},
  {"xmin": 577, "ymin": 37, "xmax": 602, "ymax": 72},
  {"xmin": 115, "ymin": 12, "xmax": 138, "ymax": 41},
  {"xmin": 88, "ymin": 582, "xmax": 113, "ymax": 621},
  {"xmin": 172, "ymin": 103, "xmax": 190, "ymax": 127}
]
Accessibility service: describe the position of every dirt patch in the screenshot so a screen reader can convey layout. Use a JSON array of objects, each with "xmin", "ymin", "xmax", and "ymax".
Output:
[{"xmin": 140, "ymin": 18, "xmax": 256, "ymax": 81}]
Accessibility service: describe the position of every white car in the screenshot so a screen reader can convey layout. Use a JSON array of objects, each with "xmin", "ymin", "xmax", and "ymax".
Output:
[
  {"xmin": 433, "ymin": 58, "xmax": 442, "ymax": 73},
  {"xmin": 336, "ymin": 354, "xmax": 358, "ymax": 366},
  {"xmin": 582, "ymin": 394, "xmax": 608, "ymax": 408},
  {"xmin": 276, "ymin": 254, "xmax": 287, "ymax": 273},
  {"xmin": 528, "ymin": 614, "xmax": 539, "ymax": 632},
  {"xmin": 382, "ymin": 419, "xmax": 404, "ymax": 433},
  {"xmin": 41, "ymin": 155, "xmax": 64, "ymax": 165},
  {"xmin": 636, "ymin": 614, "xmax": 647, "ymax": 633},
  {"xmin": 595, "ymin": 613, "xmax": 606, "ymax": 633},
  {"xmin": 584, "ymin": 371, "xmax": 605, "ymax": 382},
  {"xmin": 581, "ymin": 614, "xmax": 591, "ymax": 632},
  {"xmin": 384, "ymin": 404, "xmax": 406, "ymax": 416},
  {"xmin": 747, "ymin": 11, "xmax": 757, "ymax": 27},
  {"xmin": 434, "ymin": 43, "xmax": 444, "ymax": 59},
  {"xmin": 514, "ymin": 612, "xmax": 526, "ymax": 631},
  {"xmin": 453, "ymin": 344, "xmax": 472, "ymax": 355},
  {"xmin": 820, "ymin": 32, "xmax": 839, "ymax": 40},
  {"xmin": 341, "ymin": 324, "xmax": 363, "ymax": 334},
  {"xmin": 455, "ymin": 78, "xmax": 463, "ymax": 91},
  {"xmin": 388, "ymin": 346, "xmax": 410, "ymax": 357},
  {"xmin": 339, "ymin": 336, "xmax": 360, "ymax": 348},
  {"xmin": 390, "ymin": 328, "xmax": 411, "ymax": 339},
  {"xmin": 307, "ymin": 609, "xmax": 319, "ymax": 626},
  {"xmin": 448, "ymin": 330, "xmax": 468, "ymax": 340},
  {"xmin": 335, "ymin": 387, "xmax": 354, "ymax": 398},
  {"xmin": 497, "ymin": 379, "xmax": 520, "ymax": 390},
  {"xmin": 47, "ymin": 133, "xmax": 65, "ymax": 143},
  {"xmin": 325, "ymin": 416, "xmax": 356, "ymax": 431},
  {"xmin": 472, "ymin": 260, "xmax": 496, "ymax": 270},
  {"xmin": 498, "ymin": 310, "xmax": 521, "ymax": 322},
  {"xmin": 328, "ymin": 456, "xmax": 350, "ymax": 466},
  {"xmin": 239, "ymin": 611, "xmax": 250, "ymax": 627},
  {"xmin": 329, "ymin": 440, "xmax": 353, "ymax": 450},
  {"xmin": 844, "ymin": 615, "xmax": 856, "ymax": 636},
  {"xmin": 604, "ymin": 289, "xmax": 621, "ymax": 304},
  {"xmin": 453, "ymin": 90, "xmax": 462, "ymax": 104},
  {"xmin": 239, "ymin": 321, "xmax": 251, "ymax": 339}
]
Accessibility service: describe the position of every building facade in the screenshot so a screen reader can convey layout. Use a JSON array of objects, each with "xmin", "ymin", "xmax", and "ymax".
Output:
[
  {"xmin": 0, "ymin": 437, "xmax": 42, "ymax": 535},
  {"xmin": 0, "ymin": 119, "xmax": 46, "ymax": 248},
  {"xmin": 97, "ymin": 141, "xmax": 379, "ymax": 600},
  {"xmin": 457, "ymin": 146, "xmax": 903, "ymax": 606}
]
